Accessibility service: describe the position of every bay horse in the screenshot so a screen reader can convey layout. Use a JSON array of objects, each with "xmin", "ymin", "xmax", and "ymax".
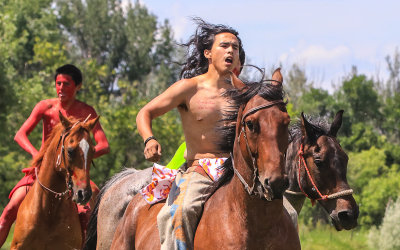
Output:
[
  {"xmin": 11, "ymin": 112, "xmax": 99, "ymax": 250},
  {"xmin": 283, "ymin": 110, "xmax": 359, "ymax": 230},
  {"xmin": 109, "ymin": 69, "xmax": 300, "ymax": 249}
]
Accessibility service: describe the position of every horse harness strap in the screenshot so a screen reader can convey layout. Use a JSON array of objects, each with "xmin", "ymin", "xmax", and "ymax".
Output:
[
  {"xmin": 241, "ymin": 100, "xmax": 285, "ymax": 123},
  {"xmin": 35, "ymin": 167, "xmax": 70, "ymax": 199},
  {"xmin": 296, "ymin": 143, "xmax": 353, "ymax": 202},
  {"xmin": 233, "ymin": 99, "xmax": 285, "ymax": 200}
]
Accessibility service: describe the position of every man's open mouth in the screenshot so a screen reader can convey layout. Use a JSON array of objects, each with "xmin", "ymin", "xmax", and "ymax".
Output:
[{"xmin": 225, "ymin": 57, "xmax": 233, "ymax": 64}]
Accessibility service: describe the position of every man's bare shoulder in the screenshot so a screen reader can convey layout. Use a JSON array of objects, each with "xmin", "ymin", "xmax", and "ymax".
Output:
[
  {"xmin": 74, "ymin": 100, "xmax": 97, "ymax": 115},
  {"xmin": 35, "ymin": 98, "xmax": 58, "ymax": 111},
  {"xmin": 170, "ymin": 78, "xmax": 199, "ymax": 92}
]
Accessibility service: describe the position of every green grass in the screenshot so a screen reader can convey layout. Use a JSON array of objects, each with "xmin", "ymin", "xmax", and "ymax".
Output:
[
  {"xmin": 299, "ymin": 223, "xmax": 370, "ymax": 250},
  {"xmin": 1, "ymin": 223, "xmax": 371, "ymax": 250}
]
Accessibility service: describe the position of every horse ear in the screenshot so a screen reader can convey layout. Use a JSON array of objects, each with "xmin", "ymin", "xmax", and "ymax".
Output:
[
  {"xmin": 271, "ymin": 68, "xmax": 283, "ymax": 86},
  {"xmin": 230, "ymin": 71, "xmax": 245, "ymax": 89},
  {"xmin": 328, "ymin": 110, "xmax": 344, "ymax": 137},
  {"xmin": 85, "ymin": 116, "xmax": 100, "ymax": 131},
  {"xmin": 301, "ymin": 112, "xmax": 316, "ymax": 144},
  {"xmin": 59, "ymin": 111, "xmax": 71, "ymax": 128}
]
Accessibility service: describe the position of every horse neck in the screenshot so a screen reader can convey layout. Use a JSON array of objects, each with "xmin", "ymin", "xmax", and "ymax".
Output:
[
  {"xmin": 284, "ymin": 138, "xmax": 306, "ymax": 214},
  {"xmin": 225, "ymin": 148, "xmax": 285, "ymax": 224}
]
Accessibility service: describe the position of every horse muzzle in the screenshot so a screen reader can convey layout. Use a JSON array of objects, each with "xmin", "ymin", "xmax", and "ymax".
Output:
[
  {"xmin": 260, "ymin": 174, "xmax": 289, "ymax": 201},
  {"xmin": 330, "ymin": 206, "xmax": 359, "ymax": 231},
  {"xmin": 72, "ymin": 187, "xmax": 92, "ymax": 205}
]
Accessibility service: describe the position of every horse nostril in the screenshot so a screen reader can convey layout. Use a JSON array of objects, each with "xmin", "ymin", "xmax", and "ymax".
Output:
[
  {"xmin": 264, "ymin": 178, "xmax": 270, "ymax": 188},
  {"xmin": 77, "ymin": 190, "xmax": 84, "ymax": 200},
  {"xmin": 338, "ymin": 210, "xmax": 353, "ymax": 221}
]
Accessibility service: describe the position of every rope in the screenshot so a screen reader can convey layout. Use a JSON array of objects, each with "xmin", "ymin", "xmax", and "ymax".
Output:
[
  {"xmin": 35, "ymin": 167, "xmax": 70, "ymax": 199},
  {"xmin": 295, "ymin": 143, "xmax": 353, "ymax": 201}
]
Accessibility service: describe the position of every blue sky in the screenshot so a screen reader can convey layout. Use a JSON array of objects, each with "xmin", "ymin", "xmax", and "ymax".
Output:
[{"xmin": 139, "ymin": 0, "xmax": 399, "ymax": 92}]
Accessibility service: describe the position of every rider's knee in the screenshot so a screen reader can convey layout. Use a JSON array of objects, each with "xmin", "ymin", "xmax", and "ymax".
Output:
[{"xmin": 180, "ymin": 202, "xmax": 200, "ymax": 220}]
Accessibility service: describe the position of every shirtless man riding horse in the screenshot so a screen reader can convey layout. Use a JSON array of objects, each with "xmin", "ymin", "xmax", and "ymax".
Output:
[
  {"xmin": 0, "ymin": 64, "xmax": 110, "ymax": 247},
  {"xmin": 135, "ymin": 19, "xmax": 245, "ymax": 249}
]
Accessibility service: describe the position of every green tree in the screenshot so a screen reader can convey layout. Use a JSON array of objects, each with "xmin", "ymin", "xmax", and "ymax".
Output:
[
  {"xmin": 333, "ymin": 67, "xmax": 382, "ymax": 136},
  {"xmin": 285, "ymin": 63, "xmax": 312, "ymax": 110},
  {"xmin": 368, "ymin": 197, "xmax": 400, "ymax": 250}
]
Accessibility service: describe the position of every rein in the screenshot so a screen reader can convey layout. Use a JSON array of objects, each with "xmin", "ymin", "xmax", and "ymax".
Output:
[
  {"xmin": 35, "ymin": 121, "xmax": 81, "ymax": 199},
  {"xmin": 232, "ymin": 99, "xmax": 285, "ymax": 200},
  {"xmin": 290, "ymin": 143, "xmax": 353, "ymax": 203}
]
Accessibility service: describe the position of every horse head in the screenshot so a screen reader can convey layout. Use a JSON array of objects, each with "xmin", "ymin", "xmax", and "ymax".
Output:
[
  {"xmin": 58, "ymin": 112, "xmax": 99, "ymax": 205},
  {"xmin": 292, "ymin": 110, "xmax": 359, "ymax": 230},
  {"xmin": 231, "ymin": 68, "xmax": 290, "ymax": 200}
]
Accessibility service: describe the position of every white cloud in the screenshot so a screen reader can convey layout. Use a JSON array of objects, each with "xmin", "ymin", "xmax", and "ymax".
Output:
[{"xmin": 279, "ymin": 44, "xmax": 351, "ymax": 66}]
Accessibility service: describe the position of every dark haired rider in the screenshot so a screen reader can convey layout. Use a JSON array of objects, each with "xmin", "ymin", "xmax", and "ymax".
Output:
[
  {"xmin": 137, "ymin": 18, "xmax": 245, "ymax": 249},
  {"xmin": 0, "ymin": 64, "xmax": 110, "ymax": 246}
]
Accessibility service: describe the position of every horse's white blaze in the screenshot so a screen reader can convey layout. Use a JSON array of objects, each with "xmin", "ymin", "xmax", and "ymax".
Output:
[{"xmin": 79, "ymin": 138, "xmax": 90, "ymax": 171}]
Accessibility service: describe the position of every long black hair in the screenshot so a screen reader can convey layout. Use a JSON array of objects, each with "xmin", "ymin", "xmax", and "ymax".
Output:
[{"xmin": 180, "ymin": 17, "xmax": 246, "ymax": 79}]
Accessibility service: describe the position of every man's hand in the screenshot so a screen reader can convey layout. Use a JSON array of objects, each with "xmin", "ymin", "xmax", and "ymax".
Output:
[{"xmin": 144, "ymin": 139, "xmax": 162, "ymax": 162}]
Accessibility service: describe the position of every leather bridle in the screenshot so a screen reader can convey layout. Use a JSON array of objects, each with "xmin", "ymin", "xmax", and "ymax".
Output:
[
  {"xmin": 285, "ymin": 143, "xmax": 353, "ymax": 204},
  {"xmin": 35, "ymin": 121, "xmax": 87, "ymax": 199},
  {"xmin": 231, "ymin": 99, "xmax": 286, "ymax": 201}
]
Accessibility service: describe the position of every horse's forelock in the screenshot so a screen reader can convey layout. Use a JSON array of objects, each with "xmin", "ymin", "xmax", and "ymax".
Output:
[{"xmin": 289, "ymin": 115, "xmax": 331, "ymax": 143}]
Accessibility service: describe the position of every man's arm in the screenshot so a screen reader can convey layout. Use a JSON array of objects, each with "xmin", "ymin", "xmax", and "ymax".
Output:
[
  {"xmin": 136, "ymin": 79, "xmax": 192, "ymax": 162},
  {"xmin": 92, "ymin": 121, "xmax": 110, "ymax": 158},
  {"xmin": 14, "ymin": 101, "xmax": 46, "ymax": 158},
  {"xmin": 85, "ymin": 107, "xmax": 110, "ymax": 158}
]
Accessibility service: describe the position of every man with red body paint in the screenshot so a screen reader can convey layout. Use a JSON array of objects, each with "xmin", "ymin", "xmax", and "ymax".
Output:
[{"xmin": 0, "ymin": 64, "xmax": 110, "ymax": 246}]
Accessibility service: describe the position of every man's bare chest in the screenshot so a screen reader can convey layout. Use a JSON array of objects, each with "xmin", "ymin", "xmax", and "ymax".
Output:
[
  {"xmin": 43, "ymin": 103, "xmax": 88, "ymax": 127},
  {"xmin": 186, "ymin": 92, "xmax": 228, "ymax": 122}
]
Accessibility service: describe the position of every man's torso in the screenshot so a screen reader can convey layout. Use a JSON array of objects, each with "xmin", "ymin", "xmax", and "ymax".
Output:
[
  {"xmin": 178, "ymin": 76, "xmax": 233, "ymax": 160},
  {"xmin": 41, "ymin": 98, "xmax": 95, "ymax": 144}
]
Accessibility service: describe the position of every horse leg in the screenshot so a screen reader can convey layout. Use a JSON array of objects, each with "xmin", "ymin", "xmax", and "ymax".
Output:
[{"xmin": 0, "ymin": 186, "xmax": 29, "ymax": 247}]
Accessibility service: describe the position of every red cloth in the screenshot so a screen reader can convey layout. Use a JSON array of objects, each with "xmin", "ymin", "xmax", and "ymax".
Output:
[{"xmin": 8, "ymin": 167, "xmax": 36, "ymax": 199}]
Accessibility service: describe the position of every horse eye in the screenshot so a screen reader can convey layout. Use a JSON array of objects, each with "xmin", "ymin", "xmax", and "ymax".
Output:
[
  {"xmin": 67, "ymin": 147, "xmax": 75, "ymax": 160},
  {"xmin": 314, "ymin": 158, "xmax": 322, "ymax": 166},
  {"xmin": 245, "ymin": 120, "xmax": 254, "ymax": 131}
]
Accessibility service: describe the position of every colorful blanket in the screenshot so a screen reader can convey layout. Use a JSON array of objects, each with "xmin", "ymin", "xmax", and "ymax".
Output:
[{"xmin": 140, "ymin": 158, "xmax": 226, "ymax": 204}]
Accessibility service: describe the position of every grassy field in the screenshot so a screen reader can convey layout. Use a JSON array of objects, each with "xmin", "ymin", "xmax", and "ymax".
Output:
[
  {"xmin": 299, "ymin": 223, "xmax": 370, "ymax": 250},
  {"xmin": 1, "ymin": 225, "xmax": 13, "ymax": 250},
  {"xmin": 2, "ymin": 223, "xmax": 369, "ymax": 249}
]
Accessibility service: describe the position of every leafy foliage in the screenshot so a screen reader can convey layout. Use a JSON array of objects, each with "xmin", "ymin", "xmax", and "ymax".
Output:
[
  {"xmin": 0, "ymin": 0, "xmax": 183, "ymax": 207},
  {"xmin": 0, "ymin": 0, "xmax": 399, "ymax": 239},
  {"xmin": 368, "ymin": 197, "xmax": 400, "ymax": 250}
]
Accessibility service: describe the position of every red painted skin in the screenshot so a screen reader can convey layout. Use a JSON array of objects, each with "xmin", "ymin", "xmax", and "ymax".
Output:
[{"xmin": 0, "ymin": 73, "xmax": 110, "ymax": 246}]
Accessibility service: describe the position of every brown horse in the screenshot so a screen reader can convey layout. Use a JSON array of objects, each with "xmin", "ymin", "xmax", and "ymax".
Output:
[
  {"xmin": 11, "ymin": 112, "xmax": 99, "ymax": 250},
  {"xmin": 284, "ymin": 110, "xmax": 359, "ymax": 230},
  {"xmin": 110, "ymin": 69, "xmax": 300, "ymax": 250}
]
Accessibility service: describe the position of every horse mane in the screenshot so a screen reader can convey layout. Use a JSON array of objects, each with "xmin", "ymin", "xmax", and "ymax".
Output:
[
  {"xmin": 288, "ymin": 115, "xmax": 331, "ymax": 143},
  {"xmin": 30, "ymin": 116, "xmax": 80, "ymax": 169},
  {"xmin": 213, "ymin": 79, "xmax": 286, "ymax": 188}
]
